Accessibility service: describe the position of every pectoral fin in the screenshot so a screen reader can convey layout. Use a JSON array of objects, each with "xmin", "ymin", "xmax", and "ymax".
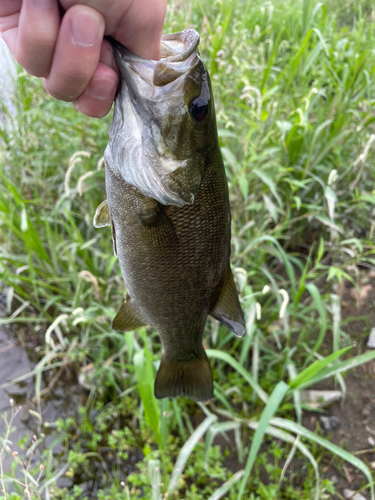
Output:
[
  {"xmin": 112, "ymin": 296, "xmax": 146, "ymax": 332},
  {"xmin": 94, "ymin": 200, "xmax": 117, "ymax": 257},
  {"xmin": 210, "ymin": 267, "xmax": 246, "ymax": 337},
  {"xmin": 139, "ymin": 202, "xmax": 178, "ymax": 247},
  {"xmin": 93, "ymin": 200, "xmax": 111, "ymax": 228}
]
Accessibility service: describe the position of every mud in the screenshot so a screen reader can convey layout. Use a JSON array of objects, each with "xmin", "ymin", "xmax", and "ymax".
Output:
[
  {"xmin": 0, "ymin": 327, "xmax": 34, "ymax": 473},
  {"xmin": 0, "ymin": 324, "xmax": 79, "ymax": 492}
]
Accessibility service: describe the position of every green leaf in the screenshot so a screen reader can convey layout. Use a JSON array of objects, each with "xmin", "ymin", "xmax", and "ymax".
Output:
[
  {"xmin": 208, "ymin": 470, "xmax": 245, "ymax": 500},
  {"xmin": 168, "ymin": 412, "xmax": 217, "ymax": 496},
  {"xmin": 289, "ymin": 347, "xmax": 351, "ymax": 389},
  {"xmin": 253, "ymin": 168, "xmax": 282, "ymax": 206},
  {"xmin": 270, "ymin": 418, "xmax": 374, "ymax": 500},
  {"xmin": 205, "ymin": 421, "xmax": 242, "ymax": 470},
  {"xmin": 296, "ymin": 350, "xmax": 375, "ymax": 391},
  {"xmin": 149, "ymin": 459, "xmax": 161, "ymax": 500},
  {"xmin": 218, "ymin": 129, "xmax": 238, "ymax": 138},
  {"xmin": 286, "ymin": 125, "xmax": 305, "ymax": 163},
  {"xmin": 263, "ymin": 194, "xmax": 278, "ymax": 223},
  {"xmin": 237, "ymin": 382, "xmax": 289, "ymax": 499},
  {"xmin": 304, "ymin": 283, "xmax": 328, "ymax": 360},
  {"xmin": 238, "ymin": 175, "xmax": 249, "ymax": 200},
  {"xmin": 207, "ymin": 349, "xmax": 268, "ymax": 403},
  {"xmin": 133, "ymin": 349, "xmax": 161, "ymax": 447},
  {"xmin": 248, "ymin": 422, "xmax": 320, "ymax": 500}
]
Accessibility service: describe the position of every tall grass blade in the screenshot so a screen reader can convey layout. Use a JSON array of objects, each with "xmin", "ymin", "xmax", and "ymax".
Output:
[
  {"xmin": 133, "ymin": 349, "xmax": 161, "ymax": 447},
  {"xmin": 290, "ymin": 346, "xmax": 351, "ymax": 389},
  {"xmin": 304, "ymin": 283, "xmax": 328, "ymax": 361},
  {"xmin": 237, "ymin": 382, "xmax": 289, "ymax": 500},
  {"xmin": 208, "ymin": 470, "xmax": 245, "ymax": 500},
  {"xmin": 302, "ymin": 0, "xmax": 311, "ymax": 34},
  {"xmin": 295, "ymin": 350, "xmax": 375, "ymax": 391},
  {"xmin": 159, "ymin": 398, "xmax": 169, "ymax": 450},
  {"xmin": 149, "ymin": 459, "xmax": 161, "ymax": 500},
  {"xmin": 167, "ymin": 412, "xmax": 217, "ymax": 496},
  {"xmin": 207, "ymin": 349, "xmax": 268, "ymax": 403},
  {"xmin": 270, "ymin": 418, "xmax": 374, "ymax": 500},
  {"xmin": 204, "ymin": 421, "xmax": 241, "ymax": 470},
  {"xmin": 247, "ymin": 423, "xmax": 320, "ymax": 500}
]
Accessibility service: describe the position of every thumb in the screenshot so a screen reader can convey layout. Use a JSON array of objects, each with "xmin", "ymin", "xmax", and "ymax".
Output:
[{"xmin": 113, "ymin": 0, "xmax": 167, "ymax": 60}]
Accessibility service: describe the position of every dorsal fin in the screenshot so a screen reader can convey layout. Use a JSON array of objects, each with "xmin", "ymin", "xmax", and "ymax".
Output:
[
  {"xmin": 112, "ymin": 296, "xmax": 146, "ymax": 332},
  {"xmin": 93, "ymin": 200, "xmax": 111, "ymax": 228},
  {"xmin": 210, "ymin": 267, "xmax": 246, "ymax": 337}
]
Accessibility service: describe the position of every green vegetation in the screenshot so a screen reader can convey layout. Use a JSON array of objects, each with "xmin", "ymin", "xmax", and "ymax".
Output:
[{"xmin": 1, "ymin": 0, "xmax": 375, "ymax": 498}]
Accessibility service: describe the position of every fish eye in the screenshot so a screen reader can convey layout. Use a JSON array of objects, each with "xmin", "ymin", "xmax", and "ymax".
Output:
[{"xmin": 189, "ymin": 96, "xmax": 209, "ymax": 123}]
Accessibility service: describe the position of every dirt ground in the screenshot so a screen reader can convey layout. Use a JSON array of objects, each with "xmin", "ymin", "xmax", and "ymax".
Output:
[{"xmin": 303, "ymin": 273, "xmax": 375, "ymax": 499}]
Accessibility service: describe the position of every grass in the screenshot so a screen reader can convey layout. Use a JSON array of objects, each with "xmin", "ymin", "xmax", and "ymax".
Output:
[{"xmin": 1, "ymin": 0, "xmax": 375, "ymax": 498}]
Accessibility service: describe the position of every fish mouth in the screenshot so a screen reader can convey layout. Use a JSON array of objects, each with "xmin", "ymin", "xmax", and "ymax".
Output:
[
  {"xmin": 154, "ymin": 30, "xmax": 200, "ymax": 86},
  {"xmin": 108, "ymin": 29, "xmax": 200, "ymax": 87},
  {"xmin": 160, "ymin": 29, "xmax": 200, "ymax": 62}
]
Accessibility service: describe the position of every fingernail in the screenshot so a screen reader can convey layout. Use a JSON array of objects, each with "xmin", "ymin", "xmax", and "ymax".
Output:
[
  {"xmin": 32, "ymin": 0, "xmax": 54, "ymax": 8},
  {"xmin": 71, "ymin": 14, "xmax": 100, "ymax": 47},
  {"xmin": 89, "ymin": 79, "xmax": 116, "ymax": 101},
  {"xmin": 72, "ymin": 100, "xmax": 81, "ymax": 111}
]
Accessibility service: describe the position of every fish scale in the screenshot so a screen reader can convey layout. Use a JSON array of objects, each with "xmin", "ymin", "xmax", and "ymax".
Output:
[{"xmin": 95, "ymin": 29, "xmax": 245, "ymax": 401}]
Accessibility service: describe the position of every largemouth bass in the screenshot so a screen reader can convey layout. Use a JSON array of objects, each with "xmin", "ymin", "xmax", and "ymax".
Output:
[{"xmin": 94, "ymin": 29, "xmax": 245, "ymax": 402}]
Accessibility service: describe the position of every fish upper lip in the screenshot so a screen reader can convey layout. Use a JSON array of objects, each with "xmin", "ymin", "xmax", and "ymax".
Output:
[
  {"xmin": 108, "ymin": 29, "xmax": 200, "ymax": 87},
  {"xmin": 107, "ymin": 29, "xmax": 199, "ymax": 64},
  {"xmin": 159, "ymin": 29, "xmax": 200, "ymax": 63}
]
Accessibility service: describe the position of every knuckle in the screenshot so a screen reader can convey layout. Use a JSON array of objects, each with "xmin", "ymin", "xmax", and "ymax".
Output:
[{"xmin": 43, "ymin": 82, "xmax": 74, "ymax": 102}]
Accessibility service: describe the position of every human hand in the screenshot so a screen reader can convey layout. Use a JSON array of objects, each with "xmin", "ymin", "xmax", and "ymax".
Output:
[{"xmin": 0, "ymin": 0, "xmax": 167, "ymax": 117}]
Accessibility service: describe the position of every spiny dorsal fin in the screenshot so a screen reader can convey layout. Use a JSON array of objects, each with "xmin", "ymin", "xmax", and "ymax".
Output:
[
  {"xmin": 112, "ymin": 296, "xmax": 146, "ymax": 332},
  {"xmin": 93, "ymin": 200, "xmax": 111, "ymax": 228},
  {"xmin": 210, "ymin": 267, "xmax": 246, "ymax": 337}
]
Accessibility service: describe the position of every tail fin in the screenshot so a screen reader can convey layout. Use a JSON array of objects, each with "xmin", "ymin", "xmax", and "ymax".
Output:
[{"xmin": 154, "ymin": 348, "xmax": 213, "ymax": 402}]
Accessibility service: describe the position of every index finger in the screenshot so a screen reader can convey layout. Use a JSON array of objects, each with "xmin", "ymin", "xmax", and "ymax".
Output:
[
  {"xmin": 0, "ymin": 0, "xmax": 22, "ymax": 54},
  {"xmin": 16, "ymin": 0, "xmax": 61, "ymax": 77}
]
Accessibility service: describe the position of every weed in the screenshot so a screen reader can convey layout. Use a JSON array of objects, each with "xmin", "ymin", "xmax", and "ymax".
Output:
[{"xmin": 1, "ymin": 0, "xmax": 375, "ymax": 499}]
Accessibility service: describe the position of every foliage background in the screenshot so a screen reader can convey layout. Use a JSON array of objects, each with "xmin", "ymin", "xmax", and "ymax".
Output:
[{"xmin": 1, "ymin": 0, "xmax": 375, "ymax": 498}]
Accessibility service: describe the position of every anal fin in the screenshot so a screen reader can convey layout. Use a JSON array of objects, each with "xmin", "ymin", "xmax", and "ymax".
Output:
[
  {"xmin": 210, "ymin": 267, "xmax": 246, "ymax": 337},
  {"xmin": 112, "ymin": 296, "xmax": 146, "ymax": 332}
]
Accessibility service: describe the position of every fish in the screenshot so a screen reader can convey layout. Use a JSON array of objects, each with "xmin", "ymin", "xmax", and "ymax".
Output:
[{"xmin": 94, "ymin": 29, "xmax": 245, "ymax": 402}]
